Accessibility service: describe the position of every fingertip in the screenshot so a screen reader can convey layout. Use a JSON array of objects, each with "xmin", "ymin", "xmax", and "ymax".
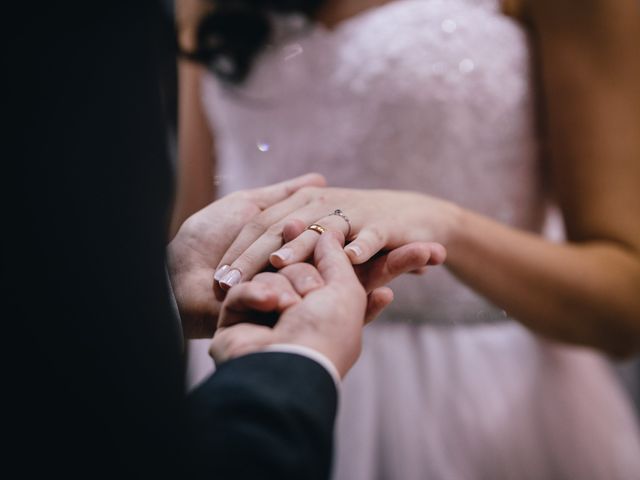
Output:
[
  {"xmin": 344, "ymin": 242, "xmax": 365, "ymax": 264},
  {"xmin": 365, "ymin": 287, "xmax": 394, "ymax": 324},
  {"xmin": 376, "ymin": 286, "xmax": 394, "ymax": 305},
  {"xmin": 289, "ymin": 173, "xmax": 327, "ymax": 192},
  {"xmin": 305, "ymin": 172, "xmax": 327, "ymax": 187},
  {"xmin": 427, "ymin": 243, "xmax": 447, "ymax": 265},
  {"xmin": 270, "ymin": 247, "xmax": 293, "ymax": 269},
  {"xmin": 219, "ymin": 268, "xmax": 242, "ymax": 291}
]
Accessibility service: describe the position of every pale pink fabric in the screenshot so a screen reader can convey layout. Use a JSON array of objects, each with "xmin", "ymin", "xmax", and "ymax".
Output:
[{"xmin": 191, "ymin": 0, "xmax": 640, "ymax": 478}]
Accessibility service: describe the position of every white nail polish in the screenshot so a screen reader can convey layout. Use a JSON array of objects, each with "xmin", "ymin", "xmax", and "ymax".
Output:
[
  {"xmin": 346, "ymin": 244, "xmax": 362, "ymax": 258},
  {"xmin": 220, "ymin": 269, "xmax": 241, "ymax": 289},
  {"xmin": 271, "ymin": 248, "xmax": 293, "ymax": 263},
  {"xmin": 214, "ymin": 265, "xmax": 230, "ymax": 282}
]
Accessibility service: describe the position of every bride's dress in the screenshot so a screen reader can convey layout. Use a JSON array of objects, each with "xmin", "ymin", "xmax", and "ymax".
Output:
[{"xmin": 193, "ymin": 0, "xmax": 640, "ymax": 477}]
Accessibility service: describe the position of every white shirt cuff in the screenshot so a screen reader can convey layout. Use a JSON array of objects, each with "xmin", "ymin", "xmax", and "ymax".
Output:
[{"xmin": 258, "ymin": 344, "xmax": 341, "ymax": 393}]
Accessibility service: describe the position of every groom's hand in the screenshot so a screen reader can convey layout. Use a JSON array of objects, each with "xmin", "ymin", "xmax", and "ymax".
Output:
[
  {"xmin": 168, "ymin": 173, "xmax": 445, "ymax": 340},
  {"xmin": 211, "ymin": 232, "xmax": 392, "ymax": 378},
  {"xmin": 167, "ymin": 174, "xmax": 327, "ymax": 338}
]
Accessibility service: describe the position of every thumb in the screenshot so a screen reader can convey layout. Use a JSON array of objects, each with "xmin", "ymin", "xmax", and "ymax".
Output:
[
  {"xmin": 364, "ymin": 287, "xmax": 394, "ymax": 324},
  {"xmin": 249, "ymin": 173, "xmax": 327, "ymax": 210}
]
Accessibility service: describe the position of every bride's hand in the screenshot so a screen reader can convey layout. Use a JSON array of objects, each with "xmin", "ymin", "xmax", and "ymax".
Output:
[
  {"xmin": 168, "ymin": 174, "xmax": 326, "ymax": 338},
  {"xmin": 214, "ymin": 187, "xmax": 455, "ymax": 292}
]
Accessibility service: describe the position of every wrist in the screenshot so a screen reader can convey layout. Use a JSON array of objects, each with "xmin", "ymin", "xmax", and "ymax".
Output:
[
  {"xmin": 441, "ymin": 205, "xmax": 474, "ymax": 266},
  {"xmin": 414, "ymin": 193, "xmax": 464, "ymax": 248},
  {"xmin": 439, "ymin": 200, "xmax": 464, "ymax": 247}
]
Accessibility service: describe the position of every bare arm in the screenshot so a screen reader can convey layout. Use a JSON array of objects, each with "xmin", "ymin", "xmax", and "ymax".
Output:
[
  {"xmin": 446, "ymin": 0, "xmax": 640, "ymax": 356},
  {"xmin": 172, "ymin": 0, "xmax": 640, "ymax": 355},
  {"xmin": 170, "ymin": 0, "xmax": 216, "ymax": 238}
]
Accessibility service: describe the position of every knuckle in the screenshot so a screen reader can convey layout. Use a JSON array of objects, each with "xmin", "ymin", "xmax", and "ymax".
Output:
[
  {"xmin": 228, "ymin": 190, "xmax": 252, "ymax": 204},
  {"xmin": 225, "ymin": 336, "xmax": 251, "ymax": 358},
  {"xmin": 281, "ymin": 262, "xmax": 315, "ymax": 280},
  {"xmin": 252, "ymin": 272, "xmax": 275, "ymax": 283},
  {"xmin": 367, "ymin": 225, "xmax": 385, "ymax": 245},
  {"xmin": 240, "ymin": 203, "xmax": 261, "ymax": 220},
  {"xmin": 255, "ymin": 272, "xmax": 287, "ymax": 290},
  {"xmin": 296, "ymin": 263, "xmax": 318, "ymax": 276},
  {"xmin": 266, "ymin": 223, "xmax": 285, "ymax": 238},
  {"xmin": 243, "ymin": 219, "xmax": 268, "ymax": 236}
]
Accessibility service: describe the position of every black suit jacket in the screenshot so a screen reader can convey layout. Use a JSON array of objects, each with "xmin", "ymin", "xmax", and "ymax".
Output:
[{"xmin": 6, "ymin": 2, "xmax": 336, "ymax": 478}]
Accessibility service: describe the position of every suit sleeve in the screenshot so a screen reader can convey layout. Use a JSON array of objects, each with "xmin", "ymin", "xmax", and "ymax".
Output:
[{"xmin": 186, "ymin": 352, "xmax": 338, "ymax": 480}]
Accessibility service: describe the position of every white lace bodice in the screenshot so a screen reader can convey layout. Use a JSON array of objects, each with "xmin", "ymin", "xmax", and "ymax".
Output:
[{"xmin": 202, "ymin": 0, "xmax": 545, "ymax": 324}]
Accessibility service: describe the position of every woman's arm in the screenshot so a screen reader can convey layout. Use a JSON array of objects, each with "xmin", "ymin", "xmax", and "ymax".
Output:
[
  {"xmin": 446, "ymin": 0, "xmax": 640, "ymax": 356},
  {"xmin": 170, "ymin": 0, "xmax": 216, "ymax": 238},
  {"xmin": 204, "ymin": 0, "xmax": 640, "ymax": 355}
]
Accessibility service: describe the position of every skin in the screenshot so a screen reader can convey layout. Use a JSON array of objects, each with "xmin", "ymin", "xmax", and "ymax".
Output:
[
  {"xmin": 211, "ymin": 232, "xmax": 391, "ymax": 377},
  {"xmin": 168, "ymin": 175, "xmax": 446, "ymax": 338},
  {"xmin": 174, "ymin": 0, "xmax": 640, "ymax": 356}
]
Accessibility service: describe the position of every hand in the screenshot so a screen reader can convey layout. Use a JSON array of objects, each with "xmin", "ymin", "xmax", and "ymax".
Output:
[
  {"xmin": 213, "ymin": 187, "xmax": 452, "ymax": 292},
  {"xmin": 167, "ymin": 173, "xmax": 326, "ymax": 338},
  {"xmin": 211, "ymin": 232, "xmax": 385, "ymax": 378}
]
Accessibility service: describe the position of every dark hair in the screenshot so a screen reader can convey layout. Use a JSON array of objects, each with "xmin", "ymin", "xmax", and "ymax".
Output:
[{"xmin": 184, "ymin": 0, "xmax": 325, "ymax": 83}]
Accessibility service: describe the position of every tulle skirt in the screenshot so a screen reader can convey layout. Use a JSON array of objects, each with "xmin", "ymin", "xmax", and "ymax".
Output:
[{"xmin": 333, "ymin": 320, "xmax": 640, "ymax": 480}]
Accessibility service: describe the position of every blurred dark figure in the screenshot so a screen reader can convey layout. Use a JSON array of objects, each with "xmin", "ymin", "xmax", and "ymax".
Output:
[
  {"xmin": 4, "ymin": 2, "xmax": 341, "ymax": 478},
  {"xmin": 5, "ymin": 2, "xmax": 185, "ymax": 475}
]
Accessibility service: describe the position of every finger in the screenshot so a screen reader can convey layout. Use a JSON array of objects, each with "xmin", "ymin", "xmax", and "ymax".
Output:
[
  {"xmin": 344, "ymin": 225, "xmax": 388, "ymax": 265},
  {"xmin": 425, "ymin": 242, "xmax": 447, "ymax": 265},
  {"xmin": 410, "ymin": 266, "xmax": 429, "ymax": 275},
  {"xmin": 278, "ymin": 263, "xmax": 325, "ymax": 296},
  {"xmin": 251, "ymin": 272, "xmax": 302, "ymax": 310},
  {"xmin": 214, "ymin": 190, "xmax": 316, "ymax": 284},
  {"xmin": 354, "ymin": 242, "xmax": 440, "ymax": 292},
  {"xmin": 270, "ymin": 214, "xmax": 350, "ymax": 269},
  {"xmin": 282, "ymin": 219, "xmax": 307, "ymax": 243},
  {"xmin": 247, "ymin": 173, "xmax": 326, "ymax": 209},
  {"xmin": 313, "ymin": 231, "xmax": 360, "ymax": 286},
  {"xmin": 404, "ymin": 243, "xmax": 446, "ymax": 273},
  {"xmin": 364, "ymin": 287, "xmax": 394, "ymax": 324},
  {"xmin": 218, "ymin": 282, "xmax": 280, "ymax": 329},
  {"xmin": 210, "ymin": 324, "xmax": 275, "ymax": 365},
  {"xmin": 217, "ymin": 204, "xmax": 331, "ymax": 292}
]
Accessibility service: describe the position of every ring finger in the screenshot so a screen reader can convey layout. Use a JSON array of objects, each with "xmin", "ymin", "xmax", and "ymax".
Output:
[
  {"xmin": 215, "ymin": 205, "xmax": 332, "ymax": 295},
  {"xmin": 270, "ymin": 213, "xmax": 351, "ymax": 269}
]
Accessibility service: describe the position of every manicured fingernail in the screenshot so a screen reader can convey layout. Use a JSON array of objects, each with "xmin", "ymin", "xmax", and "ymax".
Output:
[
  {"xmin": 346, "ymin": 244, "xmax": 362, "ymax": 258},
  {"xmin": 271, "ymin": 248, "xmax": 293, "ymax": 264},
  {"xmin": 214, "ymin": 265, "xmax": 230, "ymax": 282},
  {"xmin": 220, "ymin": 269, "xmax": 242, "ymax": 289}
]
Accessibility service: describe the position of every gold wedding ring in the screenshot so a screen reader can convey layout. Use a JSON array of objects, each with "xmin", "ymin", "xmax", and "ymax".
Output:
[{"xmin": 306, "ymin": 223, "xmax": 326, "ymax": 235}]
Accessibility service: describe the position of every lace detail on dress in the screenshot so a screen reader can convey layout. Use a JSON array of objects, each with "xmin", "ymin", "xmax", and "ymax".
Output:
[{"xmin": 202, "ymin": 0, "xmax": 544, "ymax": 324}]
